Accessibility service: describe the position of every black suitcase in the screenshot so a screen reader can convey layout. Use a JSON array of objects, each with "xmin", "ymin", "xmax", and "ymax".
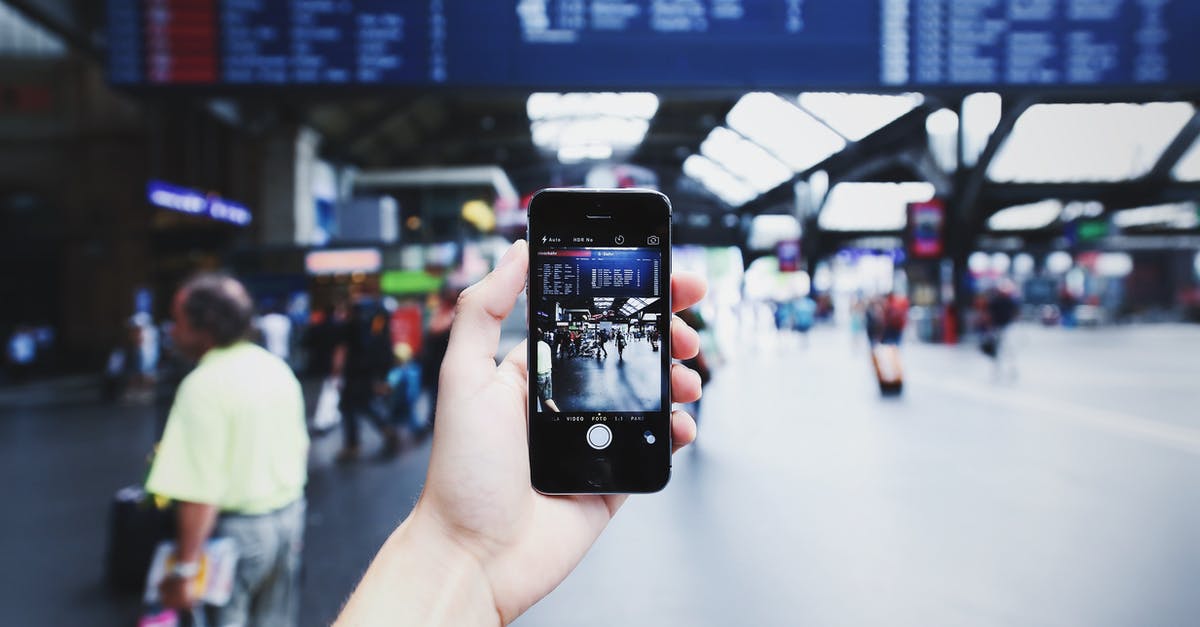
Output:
[{"xmin": 106, "ymin": 485, "xmax": 175, "ymax": 595}]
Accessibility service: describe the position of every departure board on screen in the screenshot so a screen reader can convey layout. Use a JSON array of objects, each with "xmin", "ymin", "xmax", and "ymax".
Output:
[{"xmin": 107, "ymin": 1, "xmax": 1200, "ymax": 89}]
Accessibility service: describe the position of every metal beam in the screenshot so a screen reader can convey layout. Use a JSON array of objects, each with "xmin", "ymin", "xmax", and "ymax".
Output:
[{"xmin": 951, "ymin": 95, "xmax": 1036, "ymax": 248}]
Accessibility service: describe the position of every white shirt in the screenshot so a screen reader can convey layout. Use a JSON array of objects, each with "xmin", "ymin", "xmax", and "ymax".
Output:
[
  {"xmin": 258, "ymin": 313, "xmax": 292, "ymax": 360},
  {"xmin": 536, "ymin": 340, "xmax": 553, "ymax": 376}
]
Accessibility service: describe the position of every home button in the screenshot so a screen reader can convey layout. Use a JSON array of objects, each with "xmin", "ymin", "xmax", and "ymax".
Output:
[{"xmin": 586, "ymin": 424, "xmax": 612, "ymax": 450}]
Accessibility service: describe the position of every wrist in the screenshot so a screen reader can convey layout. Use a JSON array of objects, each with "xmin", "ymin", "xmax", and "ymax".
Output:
[
  {"xmin": 335, "ymin": 504, "xmax": 500, "ymax": 627},
  {"xmin": 170, "ymin": 560, "xmax": 201, "ymax": 580}
]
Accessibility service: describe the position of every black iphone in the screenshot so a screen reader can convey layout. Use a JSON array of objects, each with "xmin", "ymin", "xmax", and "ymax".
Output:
[{"xmin": 527, "ymin": 189, "xmax": 673, "ymax": 494}]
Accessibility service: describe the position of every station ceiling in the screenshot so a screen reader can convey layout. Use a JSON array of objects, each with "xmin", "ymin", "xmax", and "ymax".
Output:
[{"xmin": 8, "ymin": 0, "xmax": 1200, "ymax": 245}]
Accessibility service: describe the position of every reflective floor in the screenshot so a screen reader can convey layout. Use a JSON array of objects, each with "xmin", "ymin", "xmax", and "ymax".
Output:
[
  {"xmin": 3, "ymin": 323, "xmax": 1199, "ymax": 626},
  {"xmin": 551, "ymin": 335, "xmax": 664, "ymax": 412}
]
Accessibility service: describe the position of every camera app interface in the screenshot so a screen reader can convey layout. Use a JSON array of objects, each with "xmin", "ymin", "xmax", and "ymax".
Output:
[{"xmin": 533, "ymin": 244, "xmax": 665, "ymax": 414}]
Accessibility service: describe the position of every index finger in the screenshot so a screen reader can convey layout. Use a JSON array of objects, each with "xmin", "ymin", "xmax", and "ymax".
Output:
[{"xmin": 671, "ymin": 272, "xmax": 707, "ymax": 313}]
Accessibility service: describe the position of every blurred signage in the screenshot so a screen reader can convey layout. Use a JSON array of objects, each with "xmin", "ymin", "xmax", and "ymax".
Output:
[
  {"xmin": 304, "ymin": 249, "xmax": 382, "ymax": 275},
  {"xmin": 389, "ymin": 304, "xmax": 424, "ymax": 355},
  {"xmin": 106, "ymin": 1, "xmax": 1200, "ymax": 89},
  {"xmin": 1075, "ymin": 219, "xmax": 1110, "ymax": 242},
  {"xmin": 146, "ymin": 180, "xmax": 252, "ymax": 226},
  {"xmin": 380, "ymin": 270, "xmax": 443, "ymax": 295},
  {"xmin": 908, "ymin": 199, "xmax": 944, "ymax": 259}
]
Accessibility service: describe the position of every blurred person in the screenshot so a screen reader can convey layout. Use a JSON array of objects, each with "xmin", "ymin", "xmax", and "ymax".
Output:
[
  {"xmin": 864, "ymin": 296, "xmax": 885, "ymax": 345},
  {"xmin": 793, "ymin": 295, "xmax": 817, "ymax": 344},
  {"xmin": 983, "ymin": 282, "xmax": 1020, "ymax": 380},
  {"xmin": 102, "ymin": 325, "xmax": 140, "ymax": 402},
  {"xmin": 387, "ymin": 342, "xmax": 423, "ymax": 437},
  {"xmin": 145, "ymin": 273, "xmax": 308, "ymax": 626},
  {"xmin": 301, "ymin": 305, "xmax": 343, "ymax": 379},
  {"xmin": 849, "ymin": 295, "xmax": 867, "ymax": 346},
  {"xmin": 133, "ymin": 312, "xmax": 160, "ymax": 383},
  {"xmin": 336, "ymin": 302, "xmax": 400, "ymax": 461},
  {"xmin": 596, "ymin": 327, "xmax": 609, "ymax": 359},
  {"xmin": 535, "ymin": 328, "xmax": 561, "ymax": 413},
  {"xmin": 332, "ymin": 241, "xmax": 706, "ymax": 626},
  {"xmin": 258, "ymin": 302, "xmax": 293, "ymax": 363},
  {"xmin": 616, "ymin": 328, "xmax": 627, "ymax": 359},
  {"xmin": 880, "ymin": 291, "xmax": 909, "ymax": 345},
  {"xmin": 420, "ymin": 286, "xmax": 457, "ymax": 430}
]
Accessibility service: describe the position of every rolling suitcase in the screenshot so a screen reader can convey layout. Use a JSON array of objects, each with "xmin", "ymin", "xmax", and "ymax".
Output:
[{"xmin": 871, "ymin": 344, "xmax": 904, "ymax": 396}]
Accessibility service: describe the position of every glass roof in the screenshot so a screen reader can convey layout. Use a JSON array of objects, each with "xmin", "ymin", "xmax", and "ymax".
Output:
[
  {"xmin": 961, "ymin": 92, "xmax": 1002, "ymax": 168},
  {"xmin": 682, "ymin": 154, "xmax": 757, "ymax": 207},
  {"xmin": 818, "ymin": 182, "xmax": 935, "ymax": 231},
  {"xmin": 0, "ymin": 3, "xmax": 65, "ymax": 56},
  {"xmin": 700, "ymin": 126, "xmax": 793, "ymax": 193},
  {"xmin": 1173, "ymin": 135, "xmax": 1200, "ymax": 181},
  {"xmin": 987, "ymin": 102, "xmax": 1195, "ymax": 183},
  {"xmin": 526, "ymin": 92, "xmax": 659, "ymax": 120},
  {"xmin": 1112, "ymin": 202, "xmax": 1199, "ymax": 230},
  {"xmin": 526, "ymin": 92, "xmax": 658, "ymax": 164},
  {"xmin": 987, "ymin": 200, "xmax": 1063, "ymax": 231},
  {"xmin": 797, "ymin": 92, "xmax": 924, "ymax": 142},
  {"xmin": 726, "ymin": 92, "xmax": 846, "ymax": 172}
]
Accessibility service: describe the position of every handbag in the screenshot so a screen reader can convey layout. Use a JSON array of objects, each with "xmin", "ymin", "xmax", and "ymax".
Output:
[{"xmin": 311, "ymin": 377, "xmax": 341, "ymax": 433}]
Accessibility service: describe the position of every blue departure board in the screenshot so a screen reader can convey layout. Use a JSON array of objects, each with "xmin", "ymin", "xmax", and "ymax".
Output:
[{"xmin": 107, "ymin": 1, "xmax": 1200, "ymax": 89}]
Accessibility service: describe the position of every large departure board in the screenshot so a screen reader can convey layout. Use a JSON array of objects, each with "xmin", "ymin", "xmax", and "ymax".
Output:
[{"xmin": 107, "ymin": 1, "xmax": 1200, "ymax": 89}]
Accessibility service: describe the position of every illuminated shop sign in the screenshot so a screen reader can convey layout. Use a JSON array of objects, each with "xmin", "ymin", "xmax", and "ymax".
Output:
[
  {"xmin": 305, "ymin": 249, "xmax": 382, "ymax": 275},
  {"xmin": 147, "ymin": 180, "xmax": 252, "ymax": 226}
]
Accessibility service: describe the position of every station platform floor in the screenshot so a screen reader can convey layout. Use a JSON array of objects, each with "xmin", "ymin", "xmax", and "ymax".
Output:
[
  {"xmin": 550, "ymin": 335, "xmax": 664, "ymax": 412},
  {"xmin": 2, "ymin": 323, "xmax": 1198, "ymax": 626}
]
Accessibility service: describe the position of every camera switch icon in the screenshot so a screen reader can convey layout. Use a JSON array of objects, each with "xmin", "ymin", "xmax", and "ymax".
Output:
[{"xmin": 647, "ymin": 236, "xmax": 660, "ymax": 245}]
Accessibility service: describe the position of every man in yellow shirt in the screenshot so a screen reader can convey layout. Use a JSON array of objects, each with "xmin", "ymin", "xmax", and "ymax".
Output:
[{"xmin": 146, "ymin": 274, "xmax": 309, "ymax": 626}]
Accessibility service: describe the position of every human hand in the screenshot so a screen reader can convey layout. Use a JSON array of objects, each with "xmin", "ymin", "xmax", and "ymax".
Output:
[
  {"xmin": 335, "ymin": 239, "xmax": 707, "ymax": 626},
  {"xmin": 158, "ymin": 574, "xmax": 196, "ymax": 611}
]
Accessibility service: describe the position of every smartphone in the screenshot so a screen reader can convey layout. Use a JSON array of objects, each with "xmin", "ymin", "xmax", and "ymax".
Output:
[{"xmin": 527, "ymin": 188, "xmax": 672, "ymax": 494}]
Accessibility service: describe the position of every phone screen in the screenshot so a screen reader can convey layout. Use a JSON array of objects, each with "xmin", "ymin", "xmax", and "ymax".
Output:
[{"xmin": 527, "ymin": 189, "xmax": 672, "ymax": 494}]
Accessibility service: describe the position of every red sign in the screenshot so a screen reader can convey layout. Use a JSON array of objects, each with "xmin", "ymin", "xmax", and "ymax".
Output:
[
  {"xmin": 909, "ymin": 199, "xmax": 945, "ymax": 259},
  {"xmin": 389, "ymin": 305, "xmax": 424, "ymax": 356}
]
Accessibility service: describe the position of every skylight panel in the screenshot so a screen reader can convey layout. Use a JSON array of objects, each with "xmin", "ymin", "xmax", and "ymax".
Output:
[
  {"xmin": 1173, "ymin": 135, "xmax": 1200, "ymax": 181},
  {"xmin": 683, "ymin": 154, "xmax": 757, "ymax": 206},
  {"xmin": 527, "ymin": 92, "xmax": 658, "ymax": 164},
  {"xmin": 1112, "ymin": 202, "xmax": 1199, "ymax": 229},
  {"xmin": 988, "ymin": 102, "xmax": 1194, "ymax": 183},
  {"xmin": 726, "ymin": 92, "xmax": 846, "ymax": 172},
  {"xmin": 797, "ymin": 92, "xmax": 924, "ymax": 141},
  {"xmin": 818, "ymin": 182, "xmax": 935, "ymax": 231},
  {"xmin": 987, "ymin": 200, "xmax": 1063, "ymax": 231},
  {"xmin": 700, "ymin": 126, "xmax": 793, "ymax": 193}
]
